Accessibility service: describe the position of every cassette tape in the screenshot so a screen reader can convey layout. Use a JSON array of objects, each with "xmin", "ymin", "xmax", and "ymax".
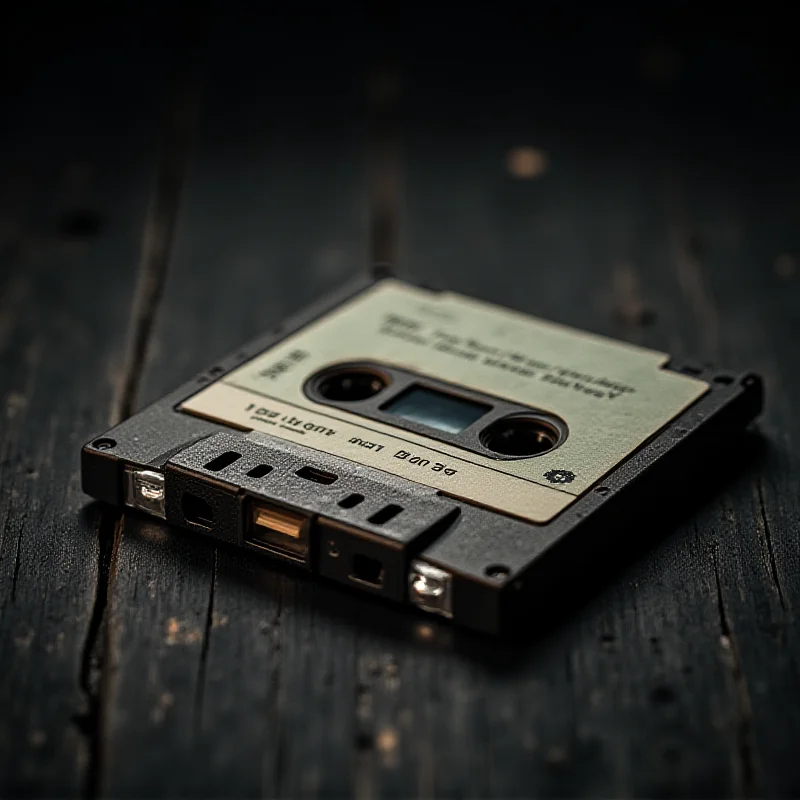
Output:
[{"xmin": 81, "ymin": 276, "xmax": 763, "ymax": 634}]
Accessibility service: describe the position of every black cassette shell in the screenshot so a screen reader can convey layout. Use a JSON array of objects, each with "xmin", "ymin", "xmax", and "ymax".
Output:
[{"xmin": 80, "ymin": 274, "xmax": 763, "ymax": 635}]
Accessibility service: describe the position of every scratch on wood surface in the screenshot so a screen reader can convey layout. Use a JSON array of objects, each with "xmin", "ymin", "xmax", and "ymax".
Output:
[
  {"xmin": 193, "ymin": 548, "xmax": 218, "ymax": 734},
  {"xmin": 667, "ymin": 181, "xmax": 720, "ymax": 356},
  {"xmin": 74, "ymin": 511, "xmax": 123, "ymax": 800},
  {"xmin": 10, "ymin": 342, "xmax": 49, "ymax": 603},
  {"xmin": 9, "ymin": 509, "xmax": 28, "ymax": 604},
  {"xmin": 109, "ymin": 79, "xmax": 200, "ymax": 425},
  {"xmin": 261, "ymin": 591, "xmax": 285, "ymax": 797},
  {"xmin": 74, "ymin": 77, "xmax": 200, "ymax": 798},
  {"xmin": 4, "ymin": 342, "xmax": 43, "ymax": 604},
  {"xmin": 755, "ymin": 481, "xmax": 788, "ymax": 612},
  {"xmin": 711, "ymin": 544, "xmax": 760, "ymax": 798},
  {"xmin": 611, "ymin": 261, "xmax": 656, "ymax": 329}
]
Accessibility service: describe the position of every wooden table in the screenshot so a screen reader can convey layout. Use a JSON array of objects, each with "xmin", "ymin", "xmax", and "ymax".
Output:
[{"xmin": 2, "ymin": 8, "xmax": 798, "ymax": 798}]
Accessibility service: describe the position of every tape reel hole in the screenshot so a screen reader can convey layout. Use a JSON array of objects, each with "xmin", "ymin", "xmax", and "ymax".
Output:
[
  {"xmin": 480, "ymin": 416, "xmax": 562, "ymax": 457},
  {"xmin": 315, "ymin": 367, "xmax": 388, "ymax": 402}
]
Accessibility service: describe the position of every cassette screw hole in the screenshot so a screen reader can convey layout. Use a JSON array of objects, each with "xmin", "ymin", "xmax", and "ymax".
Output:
[
  {"xmin": 485, "ymin": 565, "xmax": 510, "ymax": 580},
  {"xmin": 93, "ymin": 438, "xmax": 116, "ymax": 450},
  {"xmin": 327, "ymin": 541, "xmax": 340, "ymax": 558},
  {"xmin": 595, "ymin": 486, "xmax": 611, "ymax": 496}
]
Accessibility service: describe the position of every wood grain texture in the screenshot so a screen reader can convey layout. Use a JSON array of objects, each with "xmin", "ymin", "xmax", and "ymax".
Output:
[
  {"xmin": 393, "ymin": 19, "xmax": 800, "ymax": 797},
  {"xmin": 397, "ymin": 102, "xmax": 741, "ymax": 800},
  {"xmin": 99, "ymin": 17, "xmax": 371, "ymax": 798},
  {"xmin": 0, "ymin": 16, "xmax": 183, "ymax": 796},
  {"xmin": 2, "ymin": 7, "xmax": 799, "ymax": 798}
]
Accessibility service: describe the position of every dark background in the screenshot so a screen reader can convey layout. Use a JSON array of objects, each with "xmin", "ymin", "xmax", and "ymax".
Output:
[{"xmin": 1, "ymin": 4, "xmax": 798, "ymax": 798}]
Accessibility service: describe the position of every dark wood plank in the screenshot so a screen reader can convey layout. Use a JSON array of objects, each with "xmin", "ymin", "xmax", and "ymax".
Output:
[
  {"xmin": 99, "ymin": 16, "xmax": 371, "ymax": 798},
  {"xmin": 673, "ymin": 152, "xmax": 800, "ymax": 798},
  {"xmin": 5, "ymin": 7, "xmax": 797, "ymax": 798},
  {"xmin": 0, "ymin": 15, "xmax": 184, "ymax": 796},
  {"xmin": 393, "ymin": 15, "xmax": 800, "ymax": 799},
  {"xmin": 99, "ymin": 13, "xmax": 800, "ymax": 799},
  {"xmin": 397, "ymin": 119, "xmax": 742, "ymax": 799}
]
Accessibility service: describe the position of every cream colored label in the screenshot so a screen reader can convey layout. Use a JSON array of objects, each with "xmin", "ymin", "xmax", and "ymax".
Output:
[{"xmin": 180, "ymin": 280, "xmax": 708, "ymax": 522}]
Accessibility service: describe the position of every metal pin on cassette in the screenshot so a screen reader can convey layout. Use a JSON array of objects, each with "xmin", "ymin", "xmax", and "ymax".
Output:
[
  {"xmin": 124, "ymin": 467, "xmax": 166, "ymax": 519},
  {"xmin": 409, "ymin": 560, "xmax": 453, "ymax": 618}
]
